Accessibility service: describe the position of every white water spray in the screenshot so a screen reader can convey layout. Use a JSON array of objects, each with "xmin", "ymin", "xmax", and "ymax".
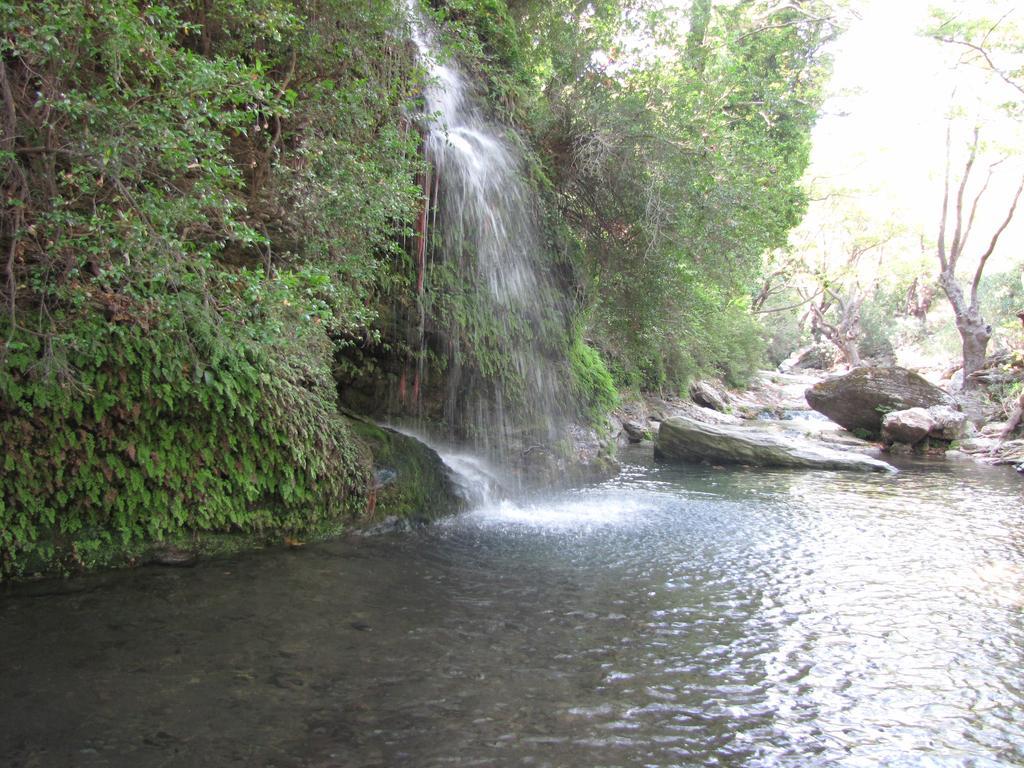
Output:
[{"xmin": 404, "ymin": 1, "xmax": 577, "ymax": 456}]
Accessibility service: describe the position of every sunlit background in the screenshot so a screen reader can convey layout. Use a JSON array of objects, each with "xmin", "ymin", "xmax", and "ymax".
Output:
[{"xmin": 809, "ymin": 0, "xmax": 1024, "ymax": 268}]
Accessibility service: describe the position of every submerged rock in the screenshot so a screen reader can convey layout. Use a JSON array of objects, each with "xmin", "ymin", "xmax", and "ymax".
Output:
[
  {"xmin": 805, "ymin": 367, "xmax": 953, "ymax": 437},
  {"xmin": 655, "ymin": 416, "xmax": 896, "ymax": 472},
  {"xmin": 955, "ymin": 437, "xmax": 1024, "ymax": 467},
  {"xmin": 149, "ymin": 545, "xmax": 199, "ymax": 568},
  {"xmin": 517, "ymin": 423, "xmax": 620, "ymax": 487},
  {"xmin": 359, "ymin": 515, "xmax": 418, "ymax": 536}
]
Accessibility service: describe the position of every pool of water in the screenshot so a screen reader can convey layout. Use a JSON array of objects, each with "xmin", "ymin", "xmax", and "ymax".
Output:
[{"xmin": 2, "ymin": 447, "xmax": 1023, "ymax": 767}]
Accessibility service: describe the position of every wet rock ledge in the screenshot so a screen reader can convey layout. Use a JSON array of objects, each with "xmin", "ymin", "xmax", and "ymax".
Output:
[{"xmin": 655, "ymin": 415, "xmax": 896, "ymax": 472}]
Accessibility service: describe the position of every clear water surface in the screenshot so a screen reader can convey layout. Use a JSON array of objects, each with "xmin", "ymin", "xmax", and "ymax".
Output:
[{"xmin": 2, "ymin": 447, "xmax": 1023, "ymax": 767}]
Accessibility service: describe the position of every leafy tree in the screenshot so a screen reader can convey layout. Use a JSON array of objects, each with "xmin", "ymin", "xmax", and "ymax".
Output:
[
  {"xmin": 774, "ymin": 183, "xmax": 904, "ymax": 368},
  {"xmin": 930, "ymin": 4, "xmax": 1024, "ymax": 111},
  {"xmin": 516, "ymin": 0, "xmax": 840, "ymax": 389}
]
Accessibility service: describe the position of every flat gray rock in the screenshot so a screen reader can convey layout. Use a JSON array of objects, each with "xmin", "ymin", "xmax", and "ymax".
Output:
[{"xmin": 655, "ymin": 416, "xmax": 896, "ymax": 472}]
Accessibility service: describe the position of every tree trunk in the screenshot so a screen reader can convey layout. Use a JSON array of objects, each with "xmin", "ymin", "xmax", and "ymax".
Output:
[
  {"xmin": 1000, "ymin": 391, "xmax": 1024, "ymax": 439},
  {"xmin": 809, "ymin": 297, "xmax": 862, "ymax": 370},
  {"xmin": 939, "ymin": 271, "xmax": 990, "ymax": 389},
  {"xmin": 842, "ymin": 338, "xmax": 862, "ymax": 368},
  {"xmin": 197, "ymin": 0, "xmax": 214, "ymax": 57},
  {"xmin": 957, "ymin": 316, "xmax": 991, "ymax": 389}
]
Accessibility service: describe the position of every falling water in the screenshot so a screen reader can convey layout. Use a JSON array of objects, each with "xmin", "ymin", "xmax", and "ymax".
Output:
[{"xmin": 404, "ymin": 1, "xmax": 577, "ymax": 457}]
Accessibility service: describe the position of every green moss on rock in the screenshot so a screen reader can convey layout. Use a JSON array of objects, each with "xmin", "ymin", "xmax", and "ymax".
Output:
[{"xmin": 345, "ymin": 417, "xmax": 467, "ymax": 526}]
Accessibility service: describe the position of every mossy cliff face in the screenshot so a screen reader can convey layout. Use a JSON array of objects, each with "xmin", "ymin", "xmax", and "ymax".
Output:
[
  {"xmin": 0, "ymin": 0, "xmax": 458, "ymax": 582},
  {"xmin": 0, "ymin": 317, "xmax": 465, "ymax": 581}
]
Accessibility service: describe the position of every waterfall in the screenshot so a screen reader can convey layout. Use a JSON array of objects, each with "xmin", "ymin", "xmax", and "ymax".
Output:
[{"xmin": 403, "ymin": 2, "xmax": 577, "ymax": 458}]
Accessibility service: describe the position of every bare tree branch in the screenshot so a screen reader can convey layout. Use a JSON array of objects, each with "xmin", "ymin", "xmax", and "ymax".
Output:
[
  {"xmin": 752, "ymin": 288, "xmax": 824, "ymax": 315},
  {"xmin": 937, "ymin": 116, "xmax": 954, "ymax": 272},
  {"xmin": 970, "ymin": 174, "xmax": 1024, "ymax": 306},
  {"xmin": 960, "ymin": 157, "xmax": 1004, "ymax": 256},
  {"xmin": 936, "ymin": 34, "xmax": 1024, "ymax": 99},
  {"xmin": 734, "ymin": 15, "xmax": 838, "ymax": 44},
  {"xmin": 949, "ymin": 125, "xmax": 980, "ymax": 272}
]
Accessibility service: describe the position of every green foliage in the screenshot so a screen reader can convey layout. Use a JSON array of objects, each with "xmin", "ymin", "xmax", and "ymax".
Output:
[
  {"xmin": 0, "ymin": 0, "xmax": 421, "ymax": 575},
  {"xmin": 827, "ymin": 266, "xmax": 1023, "ymax": 367},
  {"xmin": 426, "ymin": 262, "xmax": 526, "ymax": 387},
  {"xmin": 858, "ymin": 308, "xmax": 895, "ymax": 361},
  {"xmin": 511, "ymin": 0, "xmax": 836, "ymax": 391},
  {"xmin": 397, "ymin": 0, "xmax": 832, "ymax": 410},
  {"xmin": 927, "ymin": 5, "xmax": 1024, "ymax": 119},
  {"xmin": 594, "ymin": 278, "xmax": 766, "ymax": 392},
  {"xmin": 759, "ymin": 294, "xmax": 808, "ymax": 367},
  {"xmin": 266, "ymin": 0, "xmax": 424, "ymax": 290},
  {"xmin": 429, "ymin": 0, "xmax": 524, "ymax": 83},
  {"xmin": 996, "ymin": 378, "xmax": 1023, "ymax": 420},
  {"xmin": 702, "ymin": 303, "xmax": 766, "ymax": 388},
  {"xmin": 1, "ymin": 0, "xmax": 421, "ymax": 342},
  {"xmin": 0, "ymin": 301, "xmax": 369, "ymax": 578},
  {"xmin": 981, "ymin": 268, "xmax": 1024, "ymax": 335},
  {"xmin": 419, "ymin": 254, "xmax": 579, "ymax": 440},
  {"xmin": 569, "ymin": 337, "xmax": 619, "ymax": 422},
  {"xmin": 858, "ymin": 288, "xmax": 900, "ymax": 361}
]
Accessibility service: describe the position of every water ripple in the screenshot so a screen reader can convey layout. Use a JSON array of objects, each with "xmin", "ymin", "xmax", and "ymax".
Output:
[{"xmin": 1, "ymin": 449, "xmax": 1022, "ymax": 767}]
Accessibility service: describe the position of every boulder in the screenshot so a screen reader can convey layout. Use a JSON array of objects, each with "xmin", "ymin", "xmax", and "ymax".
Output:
[
  {"xmin": 655, "ymin": 416, "xmax": 896, "ymax": 472},
  {"xmin": 518, "ymin": 423, "xmax": 619, "ymax": 486},
  {"xmin": 805, "ymin": 367, "xmax": 953, "ymax": 437},
  {"xmin": 648, "ymin": 396, "xmax": 742, "ymax": 426},
  {"xmin": 953, "ymin": 389, "xmax": 993, "ymax": 427},
  {"xmin": 612, "ymin": 400, "xmax": 653, "ymax": 447},
  {"xmin": 881, "ymin": 407, "xmax": 933, "ymax": 445},
  {"xmin": 782, "ymin": 344, "xmax": 838, "ymax": 372},
  {"xmin": 345, "ymin": 418, "xmax": 467, "ymax": 522},
  {"xmin": 881, "ymin": 405, "xmax": 969, "ymax": 449},
  {"xmin": 689, "ymin": 380, "xmax": 730, "ymax": 412},
  {"xmin": 927, "ymin": 405, "xmax": 969, "ymax": 441},
  {"xmin": 622, "ymin": 420, "xmax": 649, "ymax": 443}
]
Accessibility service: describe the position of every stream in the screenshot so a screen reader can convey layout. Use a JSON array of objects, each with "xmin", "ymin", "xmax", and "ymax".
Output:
[{"xmin": 2, "ymin": 447, "xmax": 1023, "ymax": 767}]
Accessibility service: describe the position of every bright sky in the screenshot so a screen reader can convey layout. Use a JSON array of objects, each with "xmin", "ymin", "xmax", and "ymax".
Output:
[{"xmin": 807, "ymin": 0, "xmax": 1024, "ymax": 272}]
